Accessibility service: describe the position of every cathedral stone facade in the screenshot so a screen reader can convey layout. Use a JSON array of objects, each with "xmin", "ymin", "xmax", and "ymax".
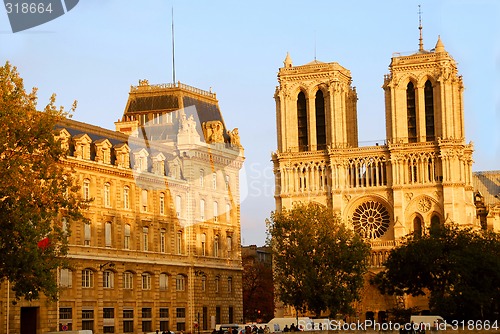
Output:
[
  {"xmin": 272, "ymin": 36, "xmax": 497, "ymax": 319},
  {"xmin": 1, "ymin": 82, "xmax": 244, "ymax": 333}
]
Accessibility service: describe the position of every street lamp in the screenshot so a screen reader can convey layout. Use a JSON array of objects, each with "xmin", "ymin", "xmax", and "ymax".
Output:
[{"xmin": 99, "ymin": 262, "xmax": 115, "ymax": 270}]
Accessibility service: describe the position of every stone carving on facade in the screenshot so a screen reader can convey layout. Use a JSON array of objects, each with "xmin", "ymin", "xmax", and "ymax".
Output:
[
  {"xmin": 227, "ymin": 128, "xmax": 242, "ymax": 148},
  {"xmin": 405, "ymin": 192, "xmax": 413, "ymax": 201},
  {"xmin": 202, "ymin": 121, "xmax": 225, "ymax": 144}
]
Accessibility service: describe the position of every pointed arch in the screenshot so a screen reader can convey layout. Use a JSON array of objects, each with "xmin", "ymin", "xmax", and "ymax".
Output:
[
  {"xmin": 424, "ymin": 80, "xmax": 435, "ymax": 141},
  {"xmin": 315, "ymin": 90, "xmax": 326, "ymax": 150},
  {"xmin": 406, "ymin": 81, "xmax": 417, "ymax": 143},
  {"xmin": 297, "ymin": 91, "xmax": 308, "ymax": 151}
]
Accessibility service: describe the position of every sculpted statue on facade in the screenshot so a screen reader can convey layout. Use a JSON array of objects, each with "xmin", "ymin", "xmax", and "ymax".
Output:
[
  {"xmin": 227, "ymin": 128, "xmax": 242, "ymax": 148},
  {"xmin": 202, "ymin": 121, "xmax": 225, "ymax": 144}
]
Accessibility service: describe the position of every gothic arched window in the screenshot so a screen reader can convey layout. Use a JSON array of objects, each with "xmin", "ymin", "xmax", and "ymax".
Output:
[
  {"xmin": 297, "ymin": 91, "xmax": 308, "ymax": 151},
  {"xmin": 413, "ymin": 216, "xmax": 423, "ymax": 237},
  {"xmin": 315, "ymin": 90, "xmax": 326, "ymax": 150},
  {"xmin": 406, "ymin": 82, "xmax": 417, "ymax": 143},
  {"xmin": 424, "ymin": 80, "xmax": 435, "ymax": 141}
]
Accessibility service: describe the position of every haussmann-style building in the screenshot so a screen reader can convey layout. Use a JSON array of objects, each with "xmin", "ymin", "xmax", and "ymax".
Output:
[{"xmin": 1, "ymin": 80, "xmax": 245, "ymax": 334}]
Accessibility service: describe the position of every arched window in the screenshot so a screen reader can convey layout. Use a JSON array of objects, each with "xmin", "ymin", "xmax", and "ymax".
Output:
[
  {"xmin": 103, "ymin": 270, "xmax": 114, "ymax": 289},
  {"xmin": 159, "ymin": 273, "xmax": 169, "ymax": 291},
  {"xmin": 413, "ymin": 216, "xmax": 423, "ymax": 237},
  {"xmin": 430, "ymin": 215, "xmax": 441, "ymax": 235},
  {"xmin": 297, "ymin": 91, "xmax": 308, "ymax": 151},
  {"xmin": 406, "ymin": 82, "xmax": 417, "ymax": 143},
  {"xmin": 142, "ymin": 273, "xmax": 152, "ymax": 290},
  {"xmin": 424, "ymin": 80, "xmax": 435, "ymax": 141},
  {"xmin": 82, "ymin": 269, "xmax": 94, "ymax": 288},
  {"xmin": 176, "ymin": 274, "xmax": 185, "ymax": 291},
  {"xmin": 315, "ymin": 90, "xmax": 326, "ymax": 150},
  {"xmin": 123, "ymin": 271, "xmax": 133, "ymax": 289}
]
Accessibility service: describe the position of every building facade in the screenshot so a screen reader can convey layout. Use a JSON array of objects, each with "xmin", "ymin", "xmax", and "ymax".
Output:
[
  {"xmin": 272, "ymin": 35, "xmax": 497, "ymax": 319},
  {"xmin": 1, "ymin": 81, "xmax": 244, "ymax": 334}
]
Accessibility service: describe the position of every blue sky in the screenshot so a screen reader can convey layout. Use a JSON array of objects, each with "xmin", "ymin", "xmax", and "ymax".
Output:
[{"xmin": 1, "ymin": 0, "xmax": 499, "ymax": 246}]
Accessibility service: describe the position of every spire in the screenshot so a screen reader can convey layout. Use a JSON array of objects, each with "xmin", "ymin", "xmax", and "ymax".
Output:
[
  {"xmin": 418, "ymin": 5, "xmax": 424, "ymax": 52},
  {"xmin": 284, "ymin": 52, "xmax": 293, "ymax": 68},
  {"xmin": 434, "ymin": 35, "xmax": 445, "ymax": 53}
]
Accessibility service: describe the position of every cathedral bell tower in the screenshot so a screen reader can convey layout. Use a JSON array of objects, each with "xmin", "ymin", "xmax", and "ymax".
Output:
[
  {"xmin": 383, "ymin": 36, "xmax": 465, "ymax": 144},
  {"xmin": 274, "ymin": 53, "xmax": 358, "ymax": 153}
]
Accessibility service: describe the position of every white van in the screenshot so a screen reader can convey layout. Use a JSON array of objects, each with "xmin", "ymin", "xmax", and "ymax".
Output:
[{"xmin": 410, "ymin": 315, "xmax": 449, "ymax": 330}]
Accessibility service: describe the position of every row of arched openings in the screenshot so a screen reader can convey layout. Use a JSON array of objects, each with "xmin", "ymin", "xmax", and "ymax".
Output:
[
  {"xmin": 406, "ymin": 80, "xmax": 435, "ymax": 143},
  {"xmin": 297, "ymin": 90, "xmax": 326, "ymax": 151}
]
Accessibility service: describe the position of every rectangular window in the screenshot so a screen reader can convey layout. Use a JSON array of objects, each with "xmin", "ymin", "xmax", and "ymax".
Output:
[
  {"xmin": 228, "ymin": 277, "xmax": 232, "ymax": 293},
  {"xmin": 82, "ymin": 310, "xmax": 94, "ymax": 331},
  {"xmin": 142, "ymin": 307, "xmax": 152, "ymax": 332},
  {"xmin": 103, "ymin": 271, "xmax": 114, "ymax": 289},
  {"xmin": 175, "ymin": 195, "xmax": 181, "ymax": 217},
  {"xmin": 142, "ymin": 273, "xmax": 151, "ymax": 290},
  {"xmin": 203, "ymin": 307, "xmax": 208, "ymax": 330},
  {"xmin": 160, "ymin": 273, "xmax": 168, "ymax": 291},
  {"xmin": 215, "ymin": 306, "xmax": 221, "ymax": 325},
  {"xmin": 124, "ymin": 224, "xmax": 131, "ymax": 250},
  {"xmin": 103, "ymin": 308, "xmax": 114, "ymax": 318},
  {"xmin": 60, "ymin": 307, "xmax": 72, "ymax": 319},
  {"xmin": 82, "ymin": 269, "xmax": 93, "ymax": 288},
  {"xmin": 176, "ymin": 308, "xmax": 186, "ymax": 330},
  {"xmin": 213, "ymin": 201, "xmax": 218, "ymax": 222},
  {"xmin": 200, "ymin": 169, "xmax": 204, "ymax": 187},
  {"xmin": 84, "ymin": 222, "xmax": 91, "ymax": 246},
  {"xmin": 59, "ymin": 307, "xmax": 73, "ymax": 331},
  {"xmin": 160, "ymin": 229, "xmax": 166, "ymax": 253},
  {"xmin": 225, "ymin": 175, "xmax": 230, "ymax": 190},
  {"xmin": 212, "ymin": 173, "xmax": 217, "ymax": 189},
  {"xmin": 105, "ymin": 222, "xmax": 112, "ymax": 247},
  {"xmin": 200, "ymin": 199, "xmax": 205, "ymax": 220},
  {"xmin": 123, "ymin": 272, "xmax": 133, "ymax": 289},
  {"xmin": 142, "ymin": 189, "xmax": 148, "ymax": 212},
  {"xmin": 160, "ymin": 308, "xmax": 169, "ymax": 318},
  {"xmin": 123, "ymin": 187, "xmax": 130, "ymax": 209},
  {"xmin": 229, "ymin": 306, "xmax": 234, "ymax": 324},
  {"xmin": 60, "ymin": 269, "xmax": 72, "ymax": 288},
  {"xmin": 104, "ymin": 183, "xmax": 111, "ymax": 207},
  {"xmin": 123, "ymin": 309, "xmax": 134, "ymax": 333},
  {"xmin": 176, "ymin": 231, "xmax": 182, "ymax": 255},
  {"xmin": 143, "ymin": 227, "xmax": 149, "ymax": 251},
  {"xmin": 160, "ymin": 193, "xmax": 165, "ymax": 215}
]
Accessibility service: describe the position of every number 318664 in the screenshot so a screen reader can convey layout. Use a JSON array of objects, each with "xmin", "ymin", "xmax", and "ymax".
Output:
[{"xmin": 5, "ymin": 2, "xmax": 53, "ymax": 14}]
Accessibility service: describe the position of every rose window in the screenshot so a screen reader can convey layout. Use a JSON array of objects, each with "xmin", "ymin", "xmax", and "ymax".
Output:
[{"xmin": 352, "ymin": 200, "xmax": 390, "ymax": 239}]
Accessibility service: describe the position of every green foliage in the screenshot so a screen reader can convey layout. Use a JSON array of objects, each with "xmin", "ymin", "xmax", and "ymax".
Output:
[
  {"xmin": 373, "ymin": 224, "xmax": 500, "ymax": 320},
  {"xmin": 0, "ymin": 62, "xmax": 86, "ymax": 301},
  {"xmin": 266, "ymin": 202, "xmax": 371, "ymax": 317}
]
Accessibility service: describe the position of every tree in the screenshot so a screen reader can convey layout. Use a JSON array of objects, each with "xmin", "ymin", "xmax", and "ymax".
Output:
[
  {"xmin": 242, "ymin": 252, "xmax": 274, "ymax": 323},
  {"xmin": 0, "ymin": 62, "xmax": 85, "ymax": 301},
  {"xmin": 372, "ymin": 223, "xmax": 500, "ymax": 320},
  {"xmin": 266, "ymin": 202, "xmax": 371, "ymax": 317}
]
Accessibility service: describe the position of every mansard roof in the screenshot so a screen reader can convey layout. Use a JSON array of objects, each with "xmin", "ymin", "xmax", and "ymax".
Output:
[{"xmin": 473, "ymin": 171, "xmax": 500, "ymax": 207}]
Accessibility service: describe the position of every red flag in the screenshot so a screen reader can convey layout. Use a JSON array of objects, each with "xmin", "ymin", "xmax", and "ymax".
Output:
[{"xmin": 37, "ymin": 237, "xmax": 50, "ymax": 250}]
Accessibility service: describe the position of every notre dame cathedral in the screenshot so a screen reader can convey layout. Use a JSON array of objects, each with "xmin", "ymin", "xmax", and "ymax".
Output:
[{"xmin": 272, "ymin": 31, "xmax": 500, "ymax": 319}]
